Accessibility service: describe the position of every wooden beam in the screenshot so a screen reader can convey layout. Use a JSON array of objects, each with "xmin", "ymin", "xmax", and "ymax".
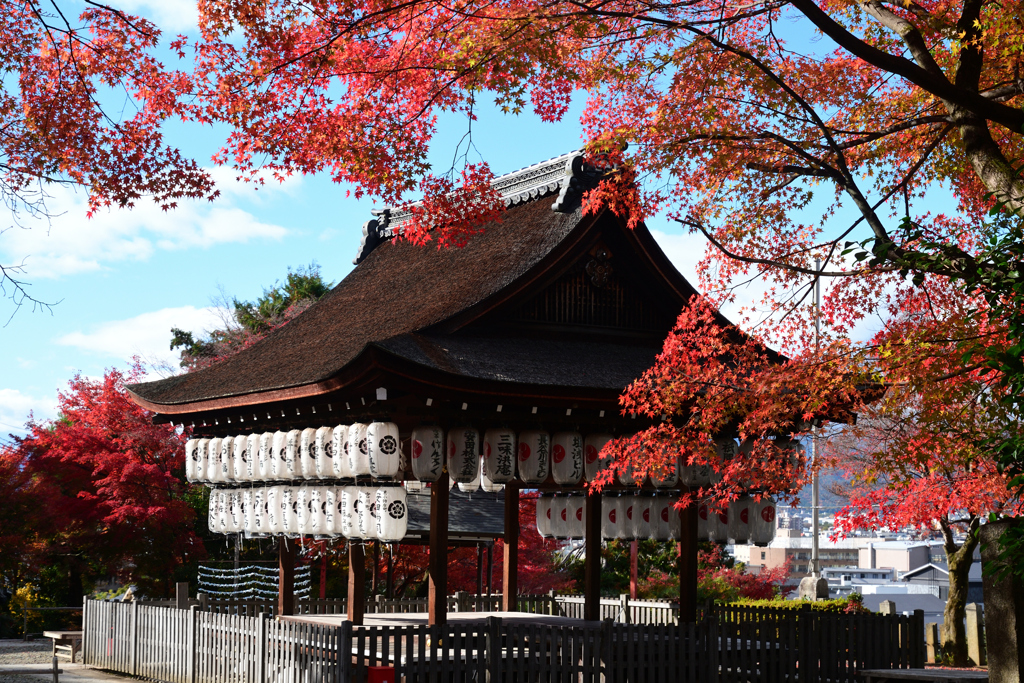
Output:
[
  {"xmin": 428, "ymin": 472, "xmax": 450, "ymax": 626},
  {"xmin": 502, "ymin": 482, "xmax": 520, "ymax": 612},
  {"xmin": 630, "ymin": 540, "xmax": 638, "ymax": 600},
  {"xmin": 486, "ymin": 541, "xmax": 493, "ymax": 595},
  {"xmin": 476, "ymin": 544, "xmax": 484, "ymax": 596},
  {"xmin": 584, "ymin": 491, "xmax": 602, "ymax": 621},
  {"xmin": 679, "ymin": 497, "xmax": 699, "ymax": 623},
  {"xmin": 278, "ymin": 539, "xmax": 295, "ymax": 616},
  {"xmin": 386, "ymin": 545, "xmax": 395, "ymax": 599},
  {"xmin": 347, "ymin": 542, "xmax": 365, "ymax": 625}
]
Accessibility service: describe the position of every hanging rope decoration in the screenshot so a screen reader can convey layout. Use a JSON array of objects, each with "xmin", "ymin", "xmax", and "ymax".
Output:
[{"xmin": 197, "ymin": 564, "xmax": 313, "ymax": 599}]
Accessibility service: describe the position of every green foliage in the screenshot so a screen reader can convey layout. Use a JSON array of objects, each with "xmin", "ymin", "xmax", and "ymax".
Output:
[
  {"xmin": 233, "ymin": 263, "xmax": 334, "ymax": 334},
  {"xmin": 729, "ymin": 595, "xmax": 868, "ymax": 613},
  {"xmin": 171, "ymin": 263, "xmax": 334, "ymax": 369}
]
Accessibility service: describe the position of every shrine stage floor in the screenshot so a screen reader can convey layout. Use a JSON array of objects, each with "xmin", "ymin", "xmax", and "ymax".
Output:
[{"xmin": 280, "ymin": 611, "xmax": 596, "ymax": 628}]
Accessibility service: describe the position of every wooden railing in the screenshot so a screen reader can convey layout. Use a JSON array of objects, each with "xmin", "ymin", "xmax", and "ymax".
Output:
[{"xmin": 84, "ymin": 598, "xmax": 925, "ymax": 683}]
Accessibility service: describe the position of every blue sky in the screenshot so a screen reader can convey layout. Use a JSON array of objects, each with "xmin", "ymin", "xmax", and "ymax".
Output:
[{"xmin": 0, "ymin": 0, "xmax": 891, "ymax": 439}]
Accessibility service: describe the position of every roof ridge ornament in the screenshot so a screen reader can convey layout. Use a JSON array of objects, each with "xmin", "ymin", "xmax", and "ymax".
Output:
[{"xmin": 352, "ymin": 149, "xmax": 615, "ymax": 264}]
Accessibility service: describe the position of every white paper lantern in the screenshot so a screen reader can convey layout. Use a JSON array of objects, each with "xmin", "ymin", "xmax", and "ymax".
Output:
[
  {"xmin": 266, "ymin": 486, "xmax": 283, "ymax": 534},
  {"xmin": 300, "ymin": 428, "xmax": 318, "ymax": 479},
  {"xmin": 356, "ymin": 486, "xmax": 378, "ymax": 539},
  {"xmin": 549, "ymin": 496, "xmax": 569, "ymax": 539},
  {"xmin": 194, "ymin": 439, "xmax": 210, "ymax": 483},
  {"xmin": 713, "ymin": 437, "xmax": 737, "ymax": 485},
  {"xmin": 751, "ymin": 498, "xmax": 777, "ymax": 546},
  {"xmin": 242, "ymin": 489, "xmax": 255, "ymax": 533},
  {"xmin": 697, "ymin": 503, "xmax": 711, "ymax": 540},
  {"xmin": 339, "ymin": 486, "xmax": 359, "ymax": 538},
  {"xmin": 315, "ymin": 427, "xmax": 334, "ymax": 479},
  {"xmin": 483, "ymin": 429, "xmax": 516, "ymax": 484},
  {"xmin": 270, "ymin": 432, "xmax": 286, "ymax": 480},
  {"xmin": 459, "ymin": 455, "xmax": 482, "ymax": 492},
  {"xmin": 217, "ymin": 489, "xmax": 229, "ymax": 533},
  {"xmin": 566, "ymin": 496, "xmax": 586, "ymax": 539},
  {"xmin": 619, "ymin": 496, "xmax": 636, "ymax": 540},
  {"xmin": 481, "ymin": 462, "xmax": 504, "ymax": 493},
  {"xmin": 284, "ymin": 430, "xmax": 301, "ymax": 479},
  {"xmin": 447, "ymin": 428, "xmax": 480, "ymax": 484},
  {"xmin": 680, "ymin": 449, "xmax": 714, "ymax": 488},
  {"xmin": 332, "ymin": 426, "xmax": 351, "ymax": 478},
  {"xmin": 368, "ymin": 422, "xmax": 401, "ymax": 479},
  {"xmin": 295, "ymin": 486, "xmax": 311, "ymax": 534},
  {"xmin": 232, "ymin": 436, "xmax": 247, "ymax": 481},
  {"xmin": 536, "ymin": 495, "xmax": 554, "ymax": 538},
  {"xmin": 583, "ymin": 434, "xmax": 613, "ymax": 482},
  {"xmin": 517, "ymin": 431, "xmax": 550, "ymax": 484},
  {"xmin": 602, "ymin": 495, "xmax": 625, "ymax": 540},
  {"xmin": 668, "ymin": 501, "xmax": 683, "ymax": 540},
  {"xmin": 651, "ymin": 496, "xmax": 672, "ymax": 541},
  {"xmin": 411, "ymin": 426, "xmax": 445, "ymax": 482},
  {"xmin": 375, "ymin": 486, "xmax": 409, "ymax": 542},
  {"xmin": 207, "ymin": 489, "xmax": 219, "ymax": 532},
  {"xmin": 220, "ymin": 437, "xmax": 235, "ymax": 482},
  {"xmin": 258, "ymin": 433, "xmax": 274, "ymax": 480},
  {"xmin": 728, "ymin": 497, "xmax": 754, "ymax": 543},
  {"xmin": 631, "ymin": 495, "xmax": 653, "ymax": 540},
  {"xmin": 551, "ymin": 432, "xmax": 584, "ymax": 485},
  {"xmin": 185, "ymin": 439, "xmax": 199, "ymax": 482},
  {"xmin": 709, "ymin": 505, "xmax": 729, "ymax": 542},
  {"xmin": 308, "ymin": 486, "xmax": 328, "ymax": 535},
  {"xmin": 651, "ymin": 454, "xmax": 679, "ymax": 488},
  {"xmin": 245, "ymin": 434, "xmax": 259, "ymax": 480},
  {"xmin": 279, "ymin": 486, "xmax": 299, "ymax": 534},
  {"xmin": 225, "ymin": 490, "xmax": 242, "ymax": 533},
  {"xmin": 207, "ymin": 438, "xmax": 224, "ymax": 483},
  {"xmin": 324, "ymin": 487, "xmax": 339, "ymax": 535},
  {"xmin": 253, "ymin": 487, "xmax": 269, "ymax": 534},
  {"xmin": 347, "ymin": 423, "xmax": 371, "ymax": 477},
  {"xmin": 618, "ymin": 461, "xmax": 645, "ymax": 487}
]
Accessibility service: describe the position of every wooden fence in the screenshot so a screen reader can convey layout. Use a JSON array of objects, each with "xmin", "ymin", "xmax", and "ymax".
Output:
[
  {"xmin": 713, "ymin": 603, "xmax": 926, "ymax": 683},
  {"xmin": 87, "ymin": 598, "xmax": 925, "ymax": 683}
]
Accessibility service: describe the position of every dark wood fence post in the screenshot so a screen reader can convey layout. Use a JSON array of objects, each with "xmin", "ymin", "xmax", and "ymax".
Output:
[
  {"xmin": 485, "ymin": 616, "xmax": 501, "ymax": 683},
  {"xmin": 339, "ymin": 620, "xmax": 352, "ymax": 683}
]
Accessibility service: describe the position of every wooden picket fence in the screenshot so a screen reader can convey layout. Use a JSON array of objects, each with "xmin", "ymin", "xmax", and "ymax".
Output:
[
  {"xmin": 713, "ymin": 603, "xmax": 926, "ymax": 683},
  {"xmin": 86, "ymin": 598, "xmax": 925, "ymax": 683}
]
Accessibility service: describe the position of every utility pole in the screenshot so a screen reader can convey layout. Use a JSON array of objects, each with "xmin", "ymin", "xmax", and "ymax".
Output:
[{"xmin": 811, "ymin": 257, "xmax": 821, "ymax": 577}]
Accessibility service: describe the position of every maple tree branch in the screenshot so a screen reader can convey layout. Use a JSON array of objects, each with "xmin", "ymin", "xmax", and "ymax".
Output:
[
  {"xmin": 677, "ymin": 216, "xmax": 895, "ymax": 277},
  {"xmin": 787, "ymin": 0, "xmax": 1024, "ymax": 134}
]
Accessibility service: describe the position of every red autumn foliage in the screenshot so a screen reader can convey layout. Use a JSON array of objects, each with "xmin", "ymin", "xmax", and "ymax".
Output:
[{"xmin": 1, "ymin": 363, "xmax": 204, "ymax": 594}]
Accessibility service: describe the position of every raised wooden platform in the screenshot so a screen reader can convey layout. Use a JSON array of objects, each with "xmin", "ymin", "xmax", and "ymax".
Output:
[
  {"xmin": 861, "ymin": 668, "xmax": 988, "ymax": 683},
  {"xmin": 280, "ymin": 610, "xmax": 596, "ymax": 628}
]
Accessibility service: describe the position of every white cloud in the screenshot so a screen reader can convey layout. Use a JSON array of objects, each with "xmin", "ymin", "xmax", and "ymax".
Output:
[
  {"xmin": 56, "ymin": 305, "xmax": 230, "ymax": 375},
  {"xmin": 0, "ymin": 388, "xmax": 57, "ymax": 435},
  {"xmin": 115, "ymin": 0, "xmax": 199, "ymax": 33},
  {"xmin": 1, "ymin": 172, "xmax": 295, "ymax": 280}
]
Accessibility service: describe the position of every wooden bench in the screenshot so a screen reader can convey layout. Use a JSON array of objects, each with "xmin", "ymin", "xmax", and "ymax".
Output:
[
  {"xmin": 861, "ymin": 669, "xmax": 988, "ymax": 683},
  {"xmin": 1, "ymin": 656, "xmax": 63, "ymax": 683},
  {"xmin": 42, "ymin": 630, "xmax": 82, "ymax": 663}
]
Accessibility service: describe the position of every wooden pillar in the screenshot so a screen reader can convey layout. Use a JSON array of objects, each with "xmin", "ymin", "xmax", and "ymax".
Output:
[
  {"xmin": 371, "ymin": 542, "xmax": 380, "ymax": 594},
  {"xmin": 386, "ymin": 545, "xmax": 395, "ymax": 599},
  {"xmin": 476, "ymin": 544, "xmax": 484, "ymax": 596},
  {"xmin": 347, "ymin": 542, "xmax": 365, "ymax": 625},
  {"xmin": 486, "ymin": 542, "xmax": 493, "ymax": 595},
  {"xmin": 320, "ymin": 554, "xmax": 328, "ymax": 600},
  {"xmin": 502, "ymin": 482, "xmax": 520, "ymax": 612},
  {"xmin": 679, "ymin": 498, "xmax": 699, "ymax": 623},
  {"xmin": 584, "ymin": 491, "xmax": 602, "ymax": 621},
  {"xmin": 630, "ymin": 540, "xmax": 639, "ymax": 600},
  {"xmin": 428, "ymin": 472, "xmax": 450, "ymax": 625},
  {"xmin": 278, "ymin": 539, "xmax": 295, "ymax": 616}
]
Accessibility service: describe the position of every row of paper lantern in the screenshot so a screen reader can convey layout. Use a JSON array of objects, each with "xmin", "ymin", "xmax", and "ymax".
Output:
[
  {"xmin": 207, "ymin": 485, "xmax": 408, "ymax": 541},
  {"xmin": 187, "ymin": 425, "xmax": 766, "ymax": 487},
  {"xmin": 536, "ymin": 494, "xmax": 776, "ymax": 545}
]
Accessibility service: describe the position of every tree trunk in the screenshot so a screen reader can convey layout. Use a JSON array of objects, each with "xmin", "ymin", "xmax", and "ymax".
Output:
[{"xmin": 940, "ymin": 516, "xmax": 980, "ymax": 666}]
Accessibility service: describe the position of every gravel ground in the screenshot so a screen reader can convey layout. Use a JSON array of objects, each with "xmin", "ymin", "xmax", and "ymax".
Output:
[{"xmin": 0, "ymin": 641, "xmax": 56, "ymax": 665}]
